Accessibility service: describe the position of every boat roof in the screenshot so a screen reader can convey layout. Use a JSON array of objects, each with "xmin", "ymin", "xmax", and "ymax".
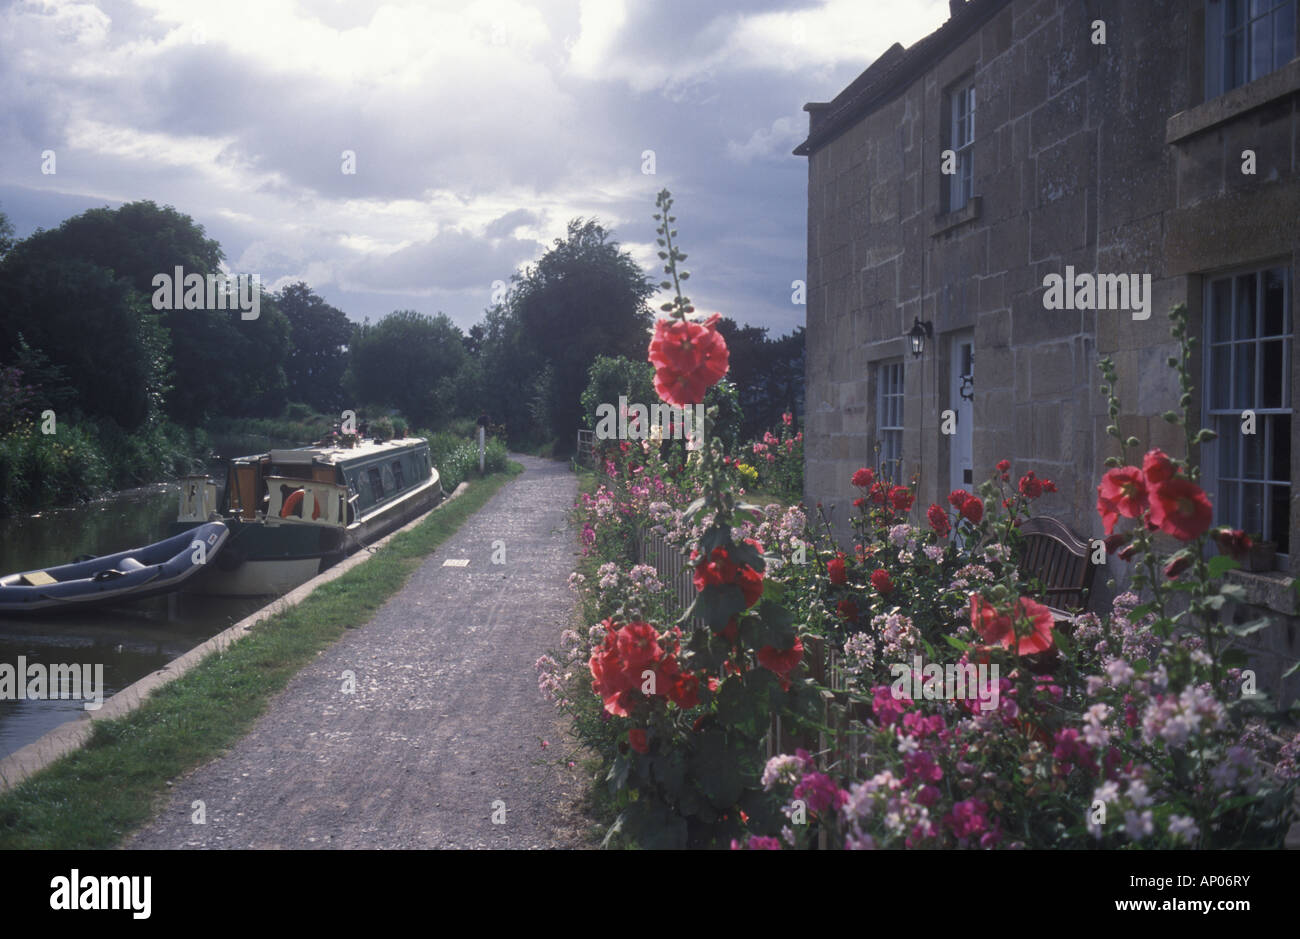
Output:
[{"xmin": 232, "ymin": 437, "xmax": 428, "ymax": 466}]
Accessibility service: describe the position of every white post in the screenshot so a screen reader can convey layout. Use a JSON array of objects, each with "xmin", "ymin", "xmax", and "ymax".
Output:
[{"xmin": 478, "ymin": 425, "xmax": 485, "ymax": 474}]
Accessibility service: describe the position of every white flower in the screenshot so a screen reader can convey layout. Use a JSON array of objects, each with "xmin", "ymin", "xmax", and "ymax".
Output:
[
  {"xmin": 1126, "ymin": 779, "xmax": 1152, "ymax": 808},
  {"xmin": 1093, "ymin": 781, "xmax": 1120, "ymax": 804},
  {"xmin": 1167, "ymin": 814, "xmax": 1199, "ymax": 844},
  {"xmin": 1124, "ymin": 809, "xmax": 1154, "ymax": 840},
  {"xmin": 895, "ymin": 733, "xmax": 920, "ymax": 756},
  {"xmin": 1105, "ymin": 658, "xmax": 1135, "ymax": 686}
]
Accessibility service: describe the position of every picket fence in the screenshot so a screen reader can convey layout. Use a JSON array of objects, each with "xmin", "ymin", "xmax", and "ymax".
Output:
[{"xmin": 632, "ymin": 523, "xmax": 874, "ymax": 824}]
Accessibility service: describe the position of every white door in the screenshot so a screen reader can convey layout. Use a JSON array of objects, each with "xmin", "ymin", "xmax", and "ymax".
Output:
[{"xmin": 949, "ymin": 332, "xmax": 974, "ymax": 491}]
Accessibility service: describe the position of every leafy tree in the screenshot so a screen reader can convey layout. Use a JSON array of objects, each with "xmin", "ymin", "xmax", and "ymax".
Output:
[
  {"xmin": 0, "ymin": 258, "xmax": 168, "ymax": 429},
  {"xmin": 346, "ymin": 310, "xmax": 468, "ymax": 428},
  {"xmin": 0, "ymin": 207, "xmax": 13, "ymax": 259},
  {"xmin": 510, "ymin": 218, "xmax": 654, "ymax": 440},
  {"xmin": 714, "ymin": 318, "xmax": 804, "ymax": 440},
  {"xmin": 277, "ymin": 282, "xmax": 352, "ymax": 413}
]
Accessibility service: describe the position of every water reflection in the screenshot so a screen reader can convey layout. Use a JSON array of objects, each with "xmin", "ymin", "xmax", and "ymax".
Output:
[{"xmin": 0, "ymin": 483, "xmax": 267, "ymax": 759}]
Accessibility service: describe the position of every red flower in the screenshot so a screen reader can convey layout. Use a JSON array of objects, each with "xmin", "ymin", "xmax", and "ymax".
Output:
[
  {"xmin": 629, "ymin": 728, "xmax": 649, "ymax": 754},
  {"xmin": 837, "ymin": 598, "xmax": 859, "ymax": 624},
  {"xmin": 647, "ymin": 313, "xmax": 729, "ymax": 406},
  {"xmin": 758, "ymin": 636, "xmax": 804, "ymax": 677},
  {"xmin": 949, "ymin": 489, "xmax": 970, "ymax": 510},
  {"xmin": 1142, "ymin": 448, "xmax": 1176, "ymax": 486},
  {"xmin": 870, "ymin": 569, "xmax": 894, "ymax": 595},
  {"xmin": 927, "ymin": 503, "xmax": 951, "ymax": 537},
  {"xmin": 693, "ymin": 543, "xmax": 764, "ymax": 608},
  {"xmin": 960, "ymin": 496, "xmax": 984, "ymax": 524},
  {"xmin": 715, "ymin": 615, "xmax": 739, "ymax": 642},
  {"xmin": 852, "ymin": 467, "xmax": 875, "ymax": 488},
  {"xmin": 827, "ymin": 554, "xmax": 847, "ymax": 586},
  {"xmin": 869, "ymin": 482, "xmax": 888, "ymax": 505},
  {"xmin": 1102, "ymin": 531, "xmax": 1131, "ymax": 554},
  {"xmin": 1096, "ymin": 466, "xmax": 1147, "ymax": 535},
  {"xmin": 889, "ymin": 485, "xmax": 914, "ymax": 512},
  {"xmin": 591, "ymin": 620, "xmax": 667, "ymax": 717},
  {"xmin": 853, "ymin": 497, "xmax": 867, "ymax": 510},
  {"xmin": 669, "ymin": 671, "xmax": 701, "ymax": 709},
  {"xmin": 1018, "ymin": 472, "xmax": 1043, "ymax": 500},
  {"xmin": 996, "ymin": 459, "xmax": 1011, "ymax": 473},
  {"xmin": 970, "ymin": 595, "xmax": 1055, "ymax": 655},
  {"xmin": 1164, "ymin": 553, "xmax": 1193, "ymax": 579},
  {"xmin": 1115, "ymin": 542, "xmax": 1138, "ymax": 562},
  {"xmin": 1147, "ymin": 477, "xmax": 1212, "ymax": 541},
  {"xmin": 1214, "ymin": 527, "xmax": 1253, "ymax": 560}
]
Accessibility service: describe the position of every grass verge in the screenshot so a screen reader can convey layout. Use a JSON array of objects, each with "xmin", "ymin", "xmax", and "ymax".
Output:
[{"xmin": 0, "ymin": 461, "xmax": 524, "ymax": 849}]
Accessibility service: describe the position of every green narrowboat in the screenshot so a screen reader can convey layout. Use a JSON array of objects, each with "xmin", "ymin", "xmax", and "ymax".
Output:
[{"xmin": 174, "ymin": 436, "xmax": 443, "ymax": 596}]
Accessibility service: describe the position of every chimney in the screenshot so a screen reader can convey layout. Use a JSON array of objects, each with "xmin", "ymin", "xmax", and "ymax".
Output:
[{"xmin": 949, "ymin": 0, "xmax": 965, "ymax": 18}]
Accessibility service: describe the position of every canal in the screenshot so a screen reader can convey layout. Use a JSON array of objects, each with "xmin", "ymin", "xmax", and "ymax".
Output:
[{"xmin": 0, "ymin": 438, "xmax": 295, "ymax": 760}]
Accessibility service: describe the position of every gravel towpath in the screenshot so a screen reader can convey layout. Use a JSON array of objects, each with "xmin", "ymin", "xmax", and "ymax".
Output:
[{"xmin": 126, "ymin": 455, "xmax": 590, "ymax": 849}]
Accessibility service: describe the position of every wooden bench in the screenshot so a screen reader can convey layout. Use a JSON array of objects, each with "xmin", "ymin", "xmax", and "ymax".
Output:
[{"xmin": 1016, "ymin": 515, "xmax": 1097, "ymax": 622}]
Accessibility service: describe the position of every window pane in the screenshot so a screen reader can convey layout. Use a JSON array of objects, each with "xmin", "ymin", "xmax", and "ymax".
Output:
[
  {"xmin": 1262, "ymin": 267, "xmax": 1287, "ymax": 335},
  {"xmin": 1276, "ymin": 2, "xmax": 1296, "ymax": 69},
  {"xmin": 1251, "ymin": 16, "xmax": 1273, "ymax": 80},
  {"xmin": 1211, "ymin": 278, "xmax": 1233, "ymax": 341},
  {"xmin": 1261, "ymin": 340, "xmax": 1285, "ymax": 407},
  {"xmin": 1235, "ymin": 273, "xmax": 1257, "ymax": 339},
  {"xmin": 1228, "ymin": 25, "xmax": 1247, "ymax": 87},
  {"xmin": 1234, "ymin": 342, "xmax": 1256, "ymax": 409},
  {"xmin": 1243, "ymin": 425, "xmax": 1265, "ymax": 478},
  {"xmin": 1217, "ymin": 416, "xmax": 1241, "ymax": 476},
  {"xmin": 1271, "ymin": 414, "xmax": 1291, "ymax": 481},
  {"xmin": 1242, "ymin": 482, "xmax": 1264, "ymax": 533},
  {"xmin": 1270, "ymin": 485, "xmax": 1290, "ymax": 553},
  {"xmin": 1218, "ymin": 479, "xmax": 1239, "ymax": 526},
  {"xmin": 1211, "ymin": 344, "xmax": 1233, "ymax": 409}
]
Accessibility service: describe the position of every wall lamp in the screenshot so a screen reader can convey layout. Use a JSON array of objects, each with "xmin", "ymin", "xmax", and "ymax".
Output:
[{"xmin": 907, "ymin": 318, "xmax": 934, "ymax": 358}]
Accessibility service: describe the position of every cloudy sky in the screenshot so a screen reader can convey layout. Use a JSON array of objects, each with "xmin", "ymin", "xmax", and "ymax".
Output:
[{"xmin": 0, "ymin": 0, "xmax": 950, "ymax": 335}]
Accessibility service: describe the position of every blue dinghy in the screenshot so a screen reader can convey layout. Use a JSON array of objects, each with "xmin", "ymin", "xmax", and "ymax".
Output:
[{"xmin": 0, "ymin": 521, "xmax": 229, "ymax": 614}]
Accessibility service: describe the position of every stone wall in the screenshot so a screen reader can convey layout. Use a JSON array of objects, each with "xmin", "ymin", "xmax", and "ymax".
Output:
[{"xmin": 802, "ymin": 0, "xmax": 1300, "ymax": 703}]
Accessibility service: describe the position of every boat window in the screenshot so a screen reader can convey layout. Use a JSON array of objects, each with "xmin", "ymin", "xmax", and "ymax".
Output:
[
  {"xmin": 392, "ymin": 459, "xmax": 405, "ymax": 490},
  {"xmin": 381, "ymin": 463, "xmax": 396, "ymax": 493},
  {"xmin": 368, "ymin": 466, "xmax": 385, "ymax": 499}
]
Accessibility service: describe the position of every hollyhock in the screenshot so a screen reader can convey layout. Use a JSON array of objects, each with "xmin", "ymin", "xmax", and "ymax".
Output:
[
  {"xmin": 870, "ymin": 569, "xmax": 894, "ymax": 595},
  {"xmin": 629, "ymin": 728, "xmax": 649, "ymax": 754},
  {"xmin": 1018, "ymin": 471, "xmax": 1043, "ymax": 499},
  {"xmin": 782, "ymin": 412, "xmax": 793, "ymax": 426},
  {"xmin": 758, "ymin": 636, "xmax": 804, "ymax": 676},
  {"xmin": 971, "ymin": 596, "xmax": 1055, "ymax": 655},
  {"xmin": 949, "ymin": 489, "xmax": 970, "ymax": 511},
  {"xmin": 669, "ymin": 671, "xmax": 701, "ymax": 709},
  {"xmin": 1142, "ymin": 447, "xmax": 1176, "ymax": 486},
  {"xmin": 1164, "ymin": 552, "xmax": 1193, "ymax": 579},
  {"xmin": 869, "ymin": 482, "xmax": 889, "ymax": 505},
  {"xmin": 927, "ymin": 503, "xmax": 951, "ymax": 536},
  {"xmin": 827, "ymin": 554, "xmax": 848, "ymax": 586},
  {"xmin": 1213, "ymin": 527, "xmax": 1253, "ymax": 560},
  {"xmin": 647, "ymin": 313, "xmax": 730, "ymax": 406},
  {"xmin": 852, "ymin": 467, "xmax": 875, "ymax": 488},
  {"xmin": 693, "ymin": 542, "xmax": 764, "ymax": 608},
  {"xmin": 996, "ymin": 459, "xmax": 1011, "ymax": 473},
  {"xmin": 960, "ymin": 495, "xmax": 984, "ymax": 524},
  {"xmin": 1147, "ymin": 477, "xmax": 1213, "ymax": 541},
  {"xmin": 889, "ymin": 485, "xmax": 914, "ymax": 512},
  {"xmin": 1097, "ymin": 466, "xmax": 1147, "ymax": 534}
]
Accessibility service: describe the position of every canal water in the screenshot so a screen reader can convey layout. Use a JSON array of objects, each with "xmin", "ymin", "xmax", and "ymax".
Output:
[{"xmin": 0, "ymin": 437, "xmax": 296, "ymax": 759}]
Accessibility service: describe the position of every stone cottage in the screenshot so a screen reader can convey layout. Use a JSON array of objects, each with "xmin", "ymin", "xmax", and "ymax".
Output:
[{"xmin": 795, "ymin": 0, "xmax": 1299, "ymax": 696}]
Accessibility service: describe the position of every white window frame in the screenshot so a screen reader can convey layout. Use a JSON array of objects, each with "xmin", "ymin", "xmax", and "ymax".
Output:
[
  {"xmin": 1202, "ymin": 264, "xmax": 1292, "ymax": 559},
  {"xmin": 877, "ymin": 360, "xmax": 905, "ymax": 481},
  {"xmin": 1205, "ymin": 0, "xmax": 1297, "ymax": 99},
  {"xmin": 947, "ymin": 83, "xmax": 975, "ymax": 212}
]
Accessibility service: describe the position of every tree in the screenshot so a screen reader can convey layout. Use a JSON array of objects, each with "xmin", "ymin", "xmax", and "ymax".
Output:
[
  {"xmin": 346, "ymin": 310, "xmax": 468, "ymax": 428},
  {"xmin": 510, "ymin": 218, "xmax": 654, "ymax": 440},
  {"xmin": 0, "ymin": 206, "xmax": 13, "ymax": 259},
  {"xmin": 0, "ymin": 257, "xmax": 168, "ymax": 429},
  {"xmin": 277, "ymin": 282, "xmax": 352, "ymax": 413},
  {"xmin": 713, "ymin": 318, "xmax": 804, "ymax": 440}
]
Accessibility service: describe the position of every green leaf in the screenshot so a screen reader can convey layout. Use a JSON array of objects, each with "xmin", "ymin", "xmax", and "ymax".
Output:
[
  {"xmin": 1207, "ymin": 554, "xmax": 1241, "ymax": 579},
  {"xmin": 1227, "ymin": 618, "xmax": 1271, "ymax": 638},
  {"xmin": 943, "ymin": 634, "xmax": 970, "ymax": 652}
]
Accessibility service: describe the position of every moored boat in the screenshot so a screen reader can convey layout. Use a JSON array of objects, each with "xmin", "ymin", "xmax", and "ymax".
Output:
[
  {"xmin": 0, "ymin": 521, "xmax": 230, "ymax": 614},
  {"xmin": 174, "ymin": 436, "xmax": 442, "ymax": 596}
]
